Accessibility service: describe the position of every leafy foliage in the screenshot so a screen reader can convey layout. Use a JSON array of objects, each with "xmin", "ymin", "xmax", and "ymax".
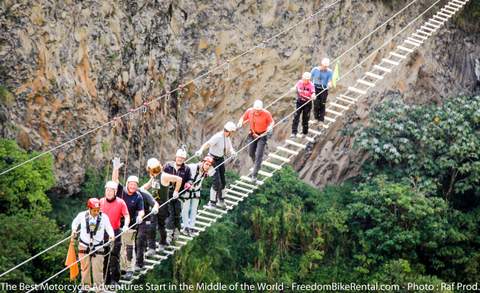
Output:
[
  {"xmin": 356, "ymin": 96, "xmax": 480, "ymax": 207},
  {"xmin": 0, "ymin": 139, "xmax": 55, "ymax": 214}
]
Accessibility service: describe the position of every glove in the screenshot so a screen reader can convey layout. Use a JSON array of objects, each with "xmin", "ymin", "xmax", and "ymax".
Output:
[
  {"xmin": 136, "ymin": 215, "xmax": 143, "ymax": 225},
  {"xmin": 236, "ymin": 120, "xmax": 243, "ymax": 129},
  {"xmin": 172, "ymin": 191, "xmax": 179, "ymax": 199},
  {"xmin": 151, "ymin": 205, "xmax": 159, "ymax": 215},
  {"xmin": 184, "ymin": 183, "xmax": 192, "ymax": 190},
  {"xmin": 230, "ymin": 150, "xmax": 237, "ymax": 157},
  {"xmin": 195, "ymin": 149, "xmax": 203, "ymax": 157},
  {"xmin": 121, "ymin": 225, "xmax": 129, "ymax": 233},
  {"xmin": 112, "ymin": 157, "xmax": 124, "ymax": 169}
]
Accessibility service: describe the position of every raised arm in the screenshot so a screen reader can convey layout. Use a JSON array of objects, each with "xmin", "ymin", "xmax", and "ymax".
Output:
[{"xmin": 111, "ymin": 157, "xmax": 124, "ymax": 183}]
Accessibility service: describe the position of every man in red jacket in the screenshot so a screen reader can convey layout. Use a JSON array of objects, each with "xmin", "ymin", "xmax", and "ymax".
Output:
[{"xmin": 237, "ymin": 99, "xmax": 274, "ymax": 182}]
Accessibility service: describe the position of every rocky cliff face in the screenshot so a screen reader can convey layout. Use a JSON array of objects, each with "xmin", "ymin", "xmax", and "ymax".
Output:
[{"xmin": 0, "ymin": 0, "xmax": 478, "ymax": 194}]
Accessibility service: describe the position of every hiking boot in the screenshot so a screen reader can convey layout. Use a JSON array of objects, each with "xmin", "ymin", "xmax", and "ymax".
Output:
[
  {"xmin": 172, "ymin": 228, "xmax": 180, "ymax": 241},
  {"xmin": 290, "ymin": 133, "xmax": 296, "ymax": 138},
  {"xmin": 145, "ymin": 248, "xmax": 156, "ymax": 257},
  {"xmin": 134, "ymin": 265, "xmax": 144, "ymax": 272},
  {"xmin": 296, "ymin": 133, "xmax": 304, "ymax": 138},
  {"xmin": 180, "ymin": 227, "xmax": 190, "ymax": 236},
  {"xmin": 124, "ymin": 271, "xmax": 134, "ymax": 280},
  {"xmin": 157, "ymin": 244, "xmax": 166, "ymax": 252},
  {"xmin": 207, "ymin": 201, "xmax": 217, "ymax": 208},
  {"xmin": 217, "ymin": 200, "xmax": 226, "ymax": 209}
]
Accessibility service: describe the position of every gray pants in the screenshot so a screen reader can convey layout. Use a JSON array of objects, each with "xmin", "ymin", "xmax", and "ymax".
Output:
[{"xmin": 248, "ymin": 134, "xmax": 267, "ymax": 177}]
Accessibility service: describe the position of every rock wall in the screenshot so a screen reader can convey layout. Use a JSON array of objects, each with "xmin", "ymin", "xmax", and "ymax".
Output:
[{"xmin": 0, "ymin": 0, "xmax": 478, "ymax": 194}]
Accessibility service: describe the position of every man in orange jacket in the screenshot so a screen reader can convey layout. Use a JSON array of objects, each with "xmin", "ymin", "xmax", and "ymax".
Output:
[{"xmin": 237, "ymin": 100, "xmax": 274, "ymax": 182}]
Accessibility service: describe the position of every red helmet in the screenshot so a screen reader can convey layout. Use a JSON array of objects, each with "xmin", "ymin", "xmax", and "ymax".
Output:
[
  {"xmin": 87, "ymin": 198, "xmax": 100, "ymax": 209},
  {"xmin": 203, "ymin": 155, "xmax": 214, "ymax": 164}
]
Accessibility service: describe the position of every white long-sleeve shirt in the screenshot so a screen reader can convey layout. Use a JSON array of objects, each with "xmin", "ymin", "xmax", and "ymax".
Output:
[
  {"xmin": 71, "ymin": 211, "xmax": 114, "ymax": 247},
  {"xmin": 206, "ymin": 131, "xmax": 234, "ymax": 157}
]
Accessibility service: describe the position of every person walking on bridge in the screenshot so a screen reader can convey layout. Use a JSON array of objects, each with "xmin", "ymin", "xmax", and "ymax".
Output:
[
  {"xmin": 291, "ymin": 72, "xmax": 315, "ymax": 138},
  {"xmin": 71, "ymin": 198, "xmax": 114, "ymax": 291},
  {"xmin": 195, "ymin": 122, "xmax": 237, "ymax": 209},
  {"xmin": 311, "ymin": 58, "xmax": 333, "ymax": 123},
  {"xmin": 237, "ymin": 99, "xmax": 274, "ymax": 182}
]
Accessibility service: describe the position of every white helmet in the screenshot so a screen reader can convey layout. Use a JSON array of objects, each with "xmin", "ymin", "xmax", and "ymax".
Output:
[
  {"xmin": 302, "ymin": 72, "xmax": 311, "ymax": 80},
  {"xmin": 126, "ymin": 175, "xmax": 139, "ymax": 184},
  {"xmin": 321, "ymin": 57, "xmax": 330, "ymax": 67},
  {"xmin": 146, "ymin": 157, "xmax": 162, "ymax": 176},
  {"xmin": 147, "ymin": 158, "xmax": 161, "ymax": 169},
  {"xmin": 104, "ymin": 180, "xmax": 118, "ymax": 189},
  {"xmin": 176, "ymin": 148, "xmax": 187, "ymax": 158},
  {"xmin": 224, "ymin": 121, "xmax": 236, "ymax": 132},
  {"xmin": 253, "ymin": 100, "xmax": 263, "ymax": 110}
]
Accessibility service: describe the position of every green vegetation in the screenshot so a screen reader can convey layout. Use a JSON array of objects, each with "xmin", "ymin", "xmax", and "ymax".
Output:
[
  {"xmin": 0, "ymin": 85, "xmax": 14, "ymax": 107},
  {"xmin": 0, "ymin": 139, "xmax": 65, "ymax": 284}
]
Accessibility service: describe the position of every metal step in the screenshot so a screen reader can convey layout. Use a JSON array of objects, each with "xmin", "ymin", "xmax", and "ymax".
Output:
[
  {"xmin": 262, "ymin": 161, "xmax": 282, "ymax": 170},
  {"xmin": 442, "ymin": 7, "xmax": 457, "ymax": 14},
  {"xmin": 429, "ymin": 18, "xmax": 444, "ymax": 26},
  {"xmin": 348, "ymin": 86, "xmax": 367, "ymax": 95},
  {"xmin": 452, "ymin": 0, "xmax": 466, "ymax": 5},
  {"xmin": 329, "ymin": 102, "xmax": 349, "ymax": 110},
  {"xmin": 148, "ymin": 253, "xmax": 168, "ymax": 260},
  {"xmin": 433, "ymin": 15, "xmax": 447, "ymax": 22},
  {"xmin": 305, "ymin": 136, "xmax": 315, "ymax": 143},
  {"xmin": 339, "ymin": 94, "xmax": 358, "ymax": 102},
  {"xmin": 268, "ymin": 153, "xmax": 290, "ymax": 163},
  {"xmin": 235, "ymin": 179, "xmax": 258, "ymax": 189},
  {"xmin": 425, "ymin": 22, "xmax": 441, "ymax": 29},
  {"xmin": 373, "ymin": 64, "xmax": 392, "ymax": 73},
  {"xmin": 230, "ymin": 184, "xmax": 254, "ymax": 193},
  {"xmin": 178, "ymin": 234, "xmax": 193, "ymax": 241},
  {"xmin": 195, "ymin": 220, "xmax": 212, "ymax": 226},
  {"xmin": 397, "ymin": 45, "xmax": 414, "ymax": 53},
  {"xmin": 382, "ymin": 58, "xmax": 400, "ymax": 66},
  {"xmin": 336, "ymin": 96, "xmax": 355, "ymax": 104},
  {"xmin": 324, "ymin": 116, "xmax": 336, "ymax": 123},
  {"xmin": 145, "ymin": 258, "xmax": 161, "ymax": 265},
  {"xmin": 447, "ymin": 2, "xmax": 462, "ymax": 9},
  {"xmin": 277, "ymin": 146, "xmax": 299, "ymax": 155},
  {"xmin": 437, "ymin": 11, "xmax": 451, "ymax": 18},
  {"xmin": 357, "ymin": 79, "xmax": 375, "ymax": 87},
  {"xmin": 240, "ymin": 175, "xmax": 264, "ymax": 185},
  {"xmin": 412, "ymin": 33, "xmax": 428, "ymax": 40},
  {"xmin": 308, "ymin": 128, "xmax": 322, "ymax": 136},
  {"xmin": 365, "ymin": 71, "xmax": 384, "ymax": 80},
  {"xmin": 225, "ymin": 188, "xmax": 248, "ymax": 197},
  {"xmin": 285, "ymin": 139, "xmax": 307, "ymax": 149},
  {"xmin": 404, "ymin": 39, "xmax": 421, "ymax": 47},
  {"xmin": 326, "ymin": 108, "xmax": 343, "ymax": 116},
  {"xmin": 416, "ymin": 29, "xmax": 432, "ymax": 37},
  {"xmin": 204, "ymin": 205, "xmax": 228, "ymax": 214},
  {"xmin": 198, "ymin": 209, "xmax": 222, "ymax": 218},
  {"xmin": 420, "ymin": 25, "xmax": 436, "ymax": 33},
  {"xmin": 195, "ymin": 215, "xmax": 215, "ymax": 225},
  {"xmin": 224, "ymin": 199, "xmax": 238, "ymax": 206},
  {"xmin": 389, "ymin": 52, "xmax": 407, "ymax": 59},
  {"xmin": 257, "ymin": 170, "xmax": 273, "ymax": 178},
  {"xmin": 224, "ymin": 194, "xmax": 244, "ymax": 201}
]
